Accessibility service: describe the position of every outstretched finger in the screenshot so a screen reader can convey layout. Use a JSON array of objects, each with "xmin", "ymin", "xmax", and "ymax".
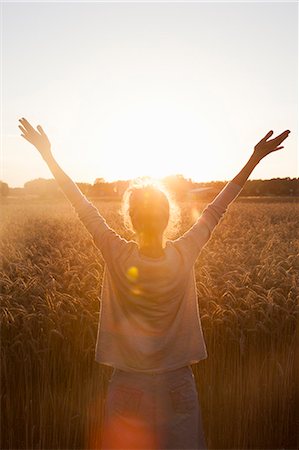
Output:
[
  {"xmin": 37, "ymin": 125, "xmax": 46, "ymax": 135},
  {"xmin": 18, "ymin": 124, "xmax": 27, "ymax": 134},
  {"xmin": 20, "ymin": 134, "xmax": 31, "ymax": 143},
  {"xmin": 269, "ymin": 146, "xmax": 284, "ymax": 153},
  {"xmin": 271, "ymin": 136, "xmax": 289, "ymax": 147},
  {"xmin": 19, "ymin": 118, "xmax": 36, "ymax": 133},
  {"xmin": 263, "ymin": 130, "xmax": 274, "ymax": 141},
  {"xmin": 256, "ymin": 130, "xmax": 273, "ymax": 146},
  {"xmin": 273, "ymin": 130, "xmax": 290, "ymax": 144}
]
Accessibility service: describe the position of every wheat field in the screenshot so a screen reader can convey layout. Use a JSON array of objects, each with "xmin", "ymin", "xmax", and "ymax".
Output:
[{"xmin": 1, "ymin": 196, "xmax": 298, "ymax": 450}]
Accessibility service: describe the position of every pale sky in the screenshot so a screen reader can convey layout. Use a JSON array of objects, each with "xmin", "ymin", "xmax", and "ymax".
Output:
[{"xmin": 1, "ymin": 1, "xmax": 298, "ymax": 187}]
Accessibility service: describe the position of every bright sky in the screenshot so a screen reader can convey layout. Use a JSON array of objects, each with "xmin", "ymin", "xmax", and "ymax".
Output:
[{"xmin": 1, "ymin": 1, "xmax": 298, "ymax": 187}]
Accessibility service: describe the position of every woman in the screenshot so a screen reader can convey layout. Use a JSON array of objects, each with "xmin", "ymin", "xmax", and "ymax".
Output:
[{"xmin": 18, "ymin": 118, "xmax": 290, "ymax": 449}]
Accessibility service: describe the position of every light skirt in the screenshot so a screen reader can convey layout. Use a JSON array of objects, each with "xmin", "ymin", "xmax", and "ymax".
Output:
[{"xmin": 101, "ymin": 365, "xmax": 207, "ymax": 450}]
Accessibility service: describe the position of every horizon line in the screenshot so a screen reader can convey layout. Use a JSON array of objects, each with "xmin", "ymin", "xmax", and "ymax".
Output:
[{"xmin": 3, "ymin": 175, "xmax": 298, "ymax": 190}]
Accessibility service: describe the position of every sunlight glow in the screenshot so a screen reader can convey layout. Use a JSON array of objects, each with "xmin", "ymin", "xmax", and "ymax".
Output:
[
  {"xmin": 3, "ymin": 2, "xmax": 297, "ymax": 187},
  {"xmin": 95, "ymin": 102, "xmax": 211, "ymax": 182}
]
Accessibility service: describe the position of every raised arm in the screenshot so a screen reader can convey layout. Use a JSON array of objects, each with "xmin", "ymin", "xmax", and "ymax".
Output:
[
  {"xmin": 201, "ymin": 129, "xmax": 291, "ymax": 231},
  {"xmin": 18, "ymin": 118, "xmax": 92, "ymax": 207},
  {"xmin": 18, "ymin": 117, "xmax": 126, "ymax": 259},
  {"xmin": 175, "ymin": 129, "xmax": 291, "ymax": 263}
]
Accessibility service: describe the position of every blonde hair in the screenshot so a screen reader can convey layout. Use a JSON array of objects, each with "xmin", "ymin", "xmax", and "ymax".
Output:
[{"xmin": 120, "ymin": 177, "xmax": 181, "ymax": 245}]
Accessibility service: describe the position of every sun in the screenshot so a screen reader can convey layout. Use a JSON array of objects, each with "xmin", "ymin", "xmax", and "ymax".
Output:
[{"xmin": 89, "ymin": 100, "xmax": 210, "ymax": 183}]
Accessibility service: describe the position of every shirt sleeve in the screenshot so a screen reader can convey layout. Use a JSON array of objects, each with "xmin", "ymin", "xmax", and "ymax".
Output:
[
  {"xmin": 58, "ymin": 177, "xmax": 127, "ymax": 262},
  {"xmin": 174, "ymin": 181, "xmax": 243, "ymax": 265}
]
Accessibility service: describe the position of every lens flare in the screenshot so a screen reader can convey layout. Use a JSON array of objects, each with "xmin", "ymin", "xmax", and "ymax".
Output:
[{"xmin": 126, "ymin": 266, "xmax": 139, "ymax": 283}]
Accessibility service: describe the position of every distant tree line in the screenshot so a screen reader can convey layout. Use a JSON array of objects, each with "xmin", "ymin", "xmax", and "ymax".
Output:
[
  {"xmin": 1, "ymin": 176, "xmax": 298, "ymax": 199},
  {"xmin": 0, "ymin": 181, "xmax": 9, "ymax": 197},
  {"xmin": 193, "ymin": 178, "xmax": 299, "ymax": 199}
]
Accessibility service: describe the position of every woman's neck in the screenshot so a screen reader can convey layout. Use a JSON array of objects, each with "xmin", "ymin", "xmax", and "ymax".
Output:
[{"xmin": 137, "ymin": 232, "xmax": 164, "ymax": 258}]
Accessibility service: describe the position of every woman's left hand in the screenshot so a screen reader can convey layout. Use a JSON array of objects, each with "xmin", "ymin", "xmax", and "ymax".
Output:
[{"xmin": 18, "ymin": 118, "xmax": 52, "ymax": 160}]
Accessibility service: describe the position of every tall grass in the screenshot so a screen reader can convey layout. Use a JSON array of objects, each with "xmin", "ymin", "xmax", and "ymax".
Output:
[{"xmin": 1, "ymin": 197, "xmax": 298, "ymax": 449}]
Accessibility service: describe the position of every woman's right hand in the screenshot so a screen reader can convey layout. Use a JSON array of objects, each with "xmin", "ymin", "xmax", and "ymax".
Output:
[
  {"xmin": 18, "ymin": 118, "xmax": 52, "ymax": 160},
  {"xmin": 253, "ymin": 129, "xmax": 290, "ymax": 162}
]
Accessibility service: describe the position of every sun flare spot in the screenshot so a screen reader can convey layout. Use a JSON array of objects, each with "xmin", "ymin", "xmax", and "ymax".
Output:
[
  {"xmin": 126, "ymin": 266, "xmax": 139, "ymax": 283},
  {"xmin": 131, "ymin": 286, "xmax": 142, "ymax": 296}
]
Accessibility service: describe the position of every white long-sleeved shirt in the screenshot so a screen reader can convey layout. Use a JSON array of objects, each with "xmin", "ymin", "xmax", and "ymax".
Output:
[{"xmin": 58, "ymin": 177, "xmax": 242, "ymax": 373}]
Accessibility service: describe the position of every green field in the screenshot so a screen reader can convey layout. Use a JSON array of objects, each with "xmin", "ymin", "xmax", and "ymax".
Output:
[{"xmin": 1, "ymin": 197, "xmax": 298, "ymax": 449}]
